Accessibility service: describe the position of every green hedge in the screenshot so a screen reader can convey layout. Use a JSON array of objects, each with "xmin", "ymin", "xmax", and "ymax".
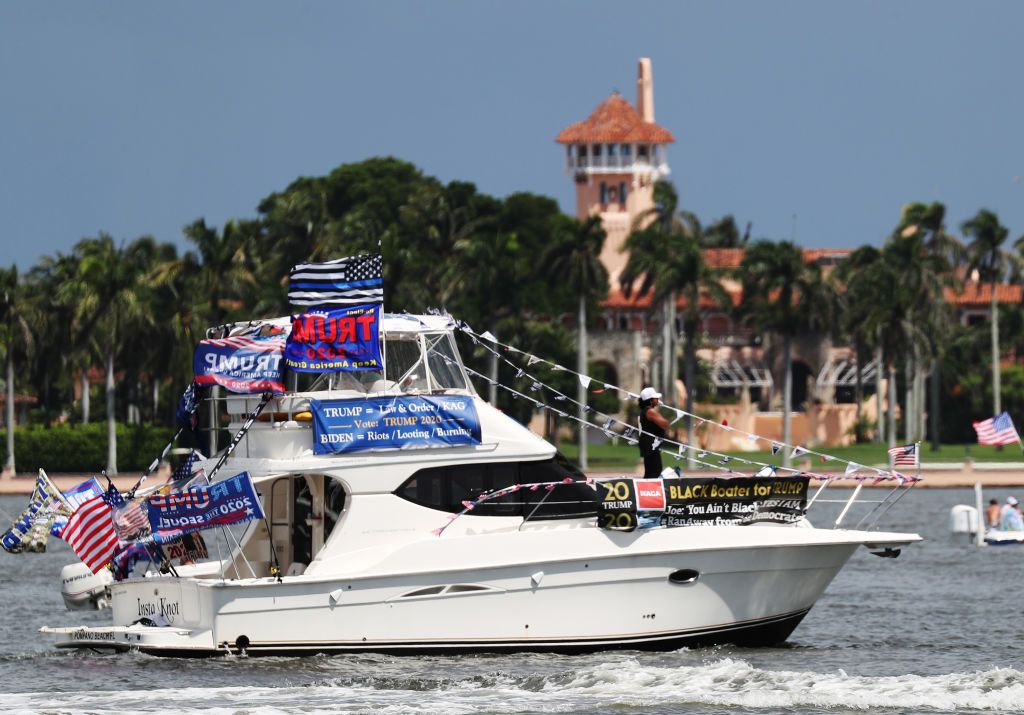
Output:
[{"xmin": 0, "ymin": 423, "xmax": 174, "ymax": 473}]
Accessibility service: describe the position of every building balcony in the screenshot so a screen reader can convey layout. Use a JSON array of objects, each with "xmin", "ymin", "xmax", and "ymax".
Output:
[{"xmin": 565, "ymin": 154, "xmax": 670, "ymax": 176}]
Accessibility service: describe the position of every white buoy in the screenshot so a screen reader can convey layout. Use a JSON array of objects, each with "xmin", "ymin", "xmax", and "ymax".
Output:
[{"xmin": 974, "ymin": 481, "xmax": 986, "ymax": 546}]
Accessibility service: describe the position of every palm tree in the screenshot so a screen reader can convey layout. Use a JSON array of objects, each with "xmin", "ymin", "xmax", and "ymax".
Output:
[
  {"xmin": 963, "ymin": 209, "xmax": 1017, "ymax": 418},
  {"xmin": 703, "ymin": 215, "xmax": 751, "ymax": 249},
  {"xmin": 893, "ymin": 202, "xmax": 963, "ymax": 449},
  {"xmin": 0, "ymin": 266, "xmax": 33, "ymax": 473},
  {"xmin": 541, "ymin": 215, "xmax": 607, "ymax": 470},
  {"xmin": 442, "ymin": 229, "xmax": 523, "ymax": 404},
  {"xmin": 182, "ymin": 218, "xmax": 258, "ymax": 327},
  {"xmin": 855, "ymin": 230, "xmax": 949, "ymax": 449},
  {"xmin": 623, "ymin": 181, "xmax": 686, "ymax": 404},
  {"xmin": 737, "ymin": 241, "xmax": 829, "ymax": 466},
  {"xmin": 670, "ymin": 216, "xmax": 732, "ymax": 458},
  {"xmin": 833, "ymin": 246, "xmax": 884, "ymax": 443},
  {"xmin": 59, "ymin": 235, "xmax": 152, "ymax": 474}
]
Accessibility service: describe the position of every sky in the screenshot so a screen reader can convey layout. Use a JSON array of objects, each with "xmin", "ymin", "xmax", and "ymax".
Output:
[{"xmin": 2, "ymin": 1, "xmax": 1022, "ymax": 270}]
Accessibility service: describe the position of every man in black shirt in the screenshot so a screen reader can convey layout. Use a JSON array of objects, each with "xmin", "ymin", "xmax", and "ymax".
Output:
[{"xmin": 637, "ymin": 387, "xmax": 669, "ymax": 477}]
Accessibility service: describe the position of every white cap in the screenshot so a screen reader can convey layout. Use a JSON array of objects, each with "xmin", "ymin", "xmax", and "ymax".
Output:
[
  {"xmin": 1008, "ymin": 496, "xmax": 1019, "ymax": 506},
  {"xmin": 639, "ymin": 387, "xmax": 662, "ymax": 401}
]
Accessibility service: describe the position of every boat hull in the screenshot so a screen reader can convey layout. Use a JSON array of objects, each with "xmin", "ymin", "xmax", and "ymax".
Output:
[{"xmin": 46, "ymin": 537, "xmax": 860, "ymax": 656}]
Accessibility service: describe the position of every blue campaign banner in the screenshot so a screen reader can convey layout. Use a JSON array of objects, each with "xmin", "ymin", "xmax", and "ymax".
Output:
[
  {"xmin": 284, "ymin": 304, "xmax": 383, "ymax": 372},
  {"xmin": 310, "ymin": 396, "xmax": 482, "ymax": 455},
  {"xmin": 194, "ymin": 334, "xmax": 286, "ymax": 393},
  {"xmin": 146, "ymin": 471, "xmax": 265, "ymax": 544}
]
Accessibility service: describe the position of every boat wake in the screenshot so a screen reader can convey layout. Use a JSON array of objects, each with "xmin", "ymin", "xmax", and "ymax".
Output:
[{"xmin": 3, "ymin": 657, "xmax": 1024, "ymax": 713}]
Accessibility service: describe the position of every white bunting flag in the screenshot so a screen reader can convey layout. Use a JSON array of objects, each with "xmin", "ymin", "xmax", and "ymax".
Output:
[
  {"xmin": 480, "ymin": 331, "xmax": 497, "ymax": 343},
  {"xmin": 845, "ymin": 462, "xmax": 861, "ymax": 476},
  {"xmin": 527, "ymin": 355, "xmax": 541, "ymax": 366},
  {"xmin": 771, "ymin": 443, "xmax": 782, "ymax": 455},
  {"xmin": 791, "ymin": 446, "xmax": 807, "ymax": 459},
  {"xmin": 578, "ymin": 375, "xmax": 591, "ymax": 389},
  {"xmin": 651, "ymin": 438, "xmax": 662, "ymax": 450}
]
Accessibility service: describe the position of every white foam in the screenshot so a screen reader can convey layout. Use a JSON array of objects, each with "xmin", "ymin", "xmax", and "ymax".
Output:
[{"xmin": 2, "ymin": 659, "xmax": 1024, "ymax": 713}]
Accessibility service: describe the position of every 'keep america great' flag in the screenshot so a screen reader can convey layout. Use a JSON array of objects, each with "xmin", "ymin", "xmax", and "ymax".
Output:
[{"xmin": 288, "ymin": 254, "xmax": 383, "ymax": 307}]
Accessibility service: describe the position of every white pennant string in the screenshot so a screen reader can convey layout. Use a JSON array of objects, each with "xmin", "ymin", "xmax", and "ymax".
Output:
[{"xmin": 578, "ymin": 375, "xmax": 592, "ymax": 389}]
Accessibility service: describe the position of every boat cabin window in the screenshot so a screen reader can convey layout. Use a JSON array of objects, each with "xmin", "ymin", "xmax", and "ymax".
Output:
[{"xmin": 395, "ymin": 454, "xmax": 596, "ymax": 520}]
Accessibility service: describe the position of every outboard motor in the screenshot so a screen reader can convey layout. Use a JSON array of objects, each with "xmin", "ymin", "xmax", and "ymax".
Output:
[{"xmin": 60, "ymin": 562, "xmax": 113, "ymax": 610}]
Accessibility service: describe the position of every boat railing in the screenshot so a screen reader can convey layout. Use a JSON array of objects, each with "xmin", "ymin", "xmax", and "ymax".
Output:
[{"xmin": 804, "ymin": 477, "xmax": 916, "ymax": 531}]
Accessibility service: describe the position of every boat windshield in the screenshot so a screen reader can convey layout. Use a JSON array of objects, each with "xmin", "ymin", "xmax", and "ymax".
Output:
[{"xmin": 294, "ymin": 331, "xmax": 470, "ymax": 395}]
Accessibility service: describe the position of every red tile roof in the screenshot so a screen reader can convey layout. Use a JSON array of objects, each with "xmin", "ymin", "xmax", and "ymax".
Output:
[
  {"xmin": 556, "ymin": 93, "xmax": 675, "ymax": 145},
  {"xmin": 945, "ymin": 282, "xmax": 1024, "ymax": 306},
  {"xmin": 604, "ymin": 286, "xmax": 741, "ymax": 310}
]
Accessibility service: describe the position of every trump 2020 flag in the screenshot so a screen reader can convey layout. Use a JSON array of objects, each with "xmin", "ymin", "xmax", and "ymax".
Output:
[
  {"xmin": 284, "ymin": 304, "xmax": 383, "ymax": 372},
  {"xmin": 288, "ymin": 254, "xmax": 383, "ymax": 307},
  {"xmin": 194, "ymin": 334, "xmax": 286, "ymax": 394},
  {"xmin": 147, "ymin": 471, "xmax": 264, "ymax": 544},
  {"xmin": 973, "ymin": 412, "xmax": 1021, "ymax": 446}
]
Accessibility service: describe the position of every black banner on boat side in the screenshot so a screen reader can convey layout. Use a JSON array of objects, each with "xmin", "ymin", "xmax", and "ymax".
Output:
[
  {"xmin": 662, "ymin": 477, "xmax": 809, "ymax": 526},
  {"xmin": 597, "ymin": 477, "xmax": 809, "ymax": 531}
]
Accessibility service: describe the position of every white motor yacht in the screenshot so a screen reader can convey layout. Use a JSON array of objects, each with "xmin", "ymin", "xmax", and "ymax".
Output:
[{"xmin": 43, "ymin": 313, "xmax": 920, "ymax": 656}]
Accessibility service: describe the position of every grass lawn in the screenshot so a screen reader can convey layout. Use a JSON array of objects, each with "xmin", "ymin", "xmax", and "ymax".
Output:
[{"xmin": 557, "ymin": 439, "xmax": 1024, "ymax": 471}]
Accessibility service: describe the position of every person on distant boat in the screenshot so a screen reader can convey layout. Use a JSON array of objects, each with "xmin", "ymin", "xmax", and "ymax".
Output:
[
  {"xmin": 637, "ymin": 387, "xmax": 669, "ymax": 478},
  {"xmin": 1000, "ymin": 496, "xmax": 1024, "ymax": 531},
  {"xmin": 986, "ymin": 499, "xmax": 1002, "ymax": 529}
]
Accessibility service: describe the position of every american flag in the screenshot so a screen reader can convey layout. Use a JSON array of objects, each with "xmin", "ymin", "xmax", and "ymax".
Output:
[
  {"xmin": 288, "ymin": 254, "xmax": 383, "ymax": 307},
  {"xmin": 172, "ymin": 450, "xmax": 201, "ymax": 485},
  {"xmin": 973, "ymin": 412, "xmax": 1021, "ymax": 446},
  {"xmin": 888, "ymin": 443, "xmax": 919, "ymax": 467},
  {"xmin": 61, "ymin": 484, "xmax": 120, "ymax": 573},
  {"xmin": 113, "ymin": 499, "xmax": 151, "ymax": 542}
]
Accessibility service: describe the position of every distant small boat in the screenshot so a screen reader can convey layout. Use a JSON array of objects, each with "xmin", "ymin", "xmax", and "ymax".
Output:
[{"xmin": 985, "ymin": 529, "xmax": 1024, "ymax": 546}]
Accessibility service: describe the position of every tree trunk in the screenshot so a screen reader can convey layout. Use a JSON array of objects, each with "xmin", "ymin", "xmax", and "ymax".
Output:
[
  {"xmin": 917, "ymin": 358, "xmax": 926, "ymax": 443},
  {"xmin": 152, "ymin": 380, "xmax": 160, "ymax": 423},
  {"xmin": 684, "ymin": 320, "xmax": 697, "ymax": 470},
  {"xmin": 929, "ymin": 358, "xmax": 940, "ymax": 451},
  {"xmin": 904, "ymin": 360, "xmax": 913, "ymax": 444},
  {"xmin": 106, "ymin": 349, "xmax": 117, "ymax": 475},
  {"xmin": 662, "ymin": 297, "xmax": 673, "ymax": 405},
  {"xmin": 5, "ymin": 353, "xmax": 14, "ymax": 473},
  {"xmin": 887, "ymin": 362, "xmax": 897, "ymax": 450},
  {"xmin": 576, "ymin": 293, "xmax": 588, "ymax": 471},
  {"xmin": 874, "ymin": 342, "xmax": 884, "ymax": 444},
  {"xmin": 854, "ymin": 339, "xmax": 863, "ymax": 443},
  {"xmin": 992, "ymin": 284, "xmax": 1001, "ymax": 415},
  {"xmin": 782, "ymin": 335, "xmax": 793, "ymax": 468},
  {"xmin": 81, "ymin": 368, "xmax": 90, "ymax": 423}
]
